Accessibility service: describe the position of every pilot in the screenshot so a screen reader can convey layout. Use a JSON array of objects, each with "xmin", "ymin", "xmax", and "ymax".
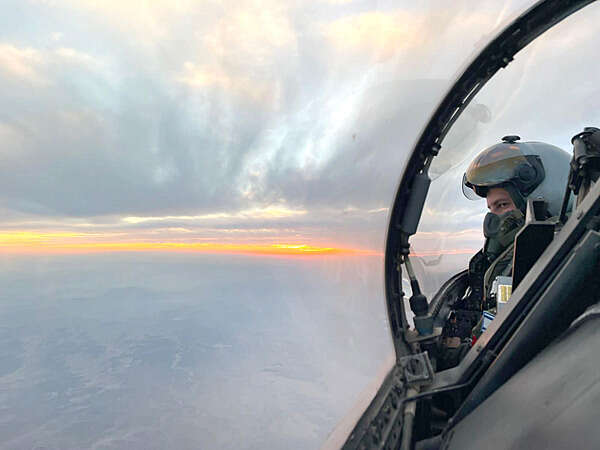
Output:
[
  {"xmin": 462, "ymin": 135, "xmax": 572, "ymax": 309},
  {"xmin": 440, "ymin": 136, "xmax": 571, "ymax": 363}
]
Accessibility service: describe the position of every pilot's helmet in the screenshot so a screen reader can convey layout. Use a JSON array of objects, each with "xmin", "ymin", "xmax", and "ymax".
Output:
[{"xmin": 462, "ymin": 135, "xmax": 571, "ymax": 216}]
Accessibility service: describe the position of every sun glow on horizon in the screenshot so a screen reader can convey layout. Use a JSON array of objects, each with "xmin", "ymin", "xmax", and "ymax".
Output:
[
  {"xmin": 0, "ymin": 231, "xmax": 480, "ymax": 258},
  {"xmin": 0, "ymin": 231, "xmax": 379, "ymax": 257}
]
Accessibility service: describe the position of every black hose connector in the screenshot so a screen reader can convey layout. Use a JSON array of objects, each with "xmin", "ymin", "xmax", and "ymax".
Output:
[
  {"xmin": 410, "ymin": 293, "xmax": 428, "ymax": 317},
  {"xmin": 410, "ymin": 281, "xmax": 433, "ymax": 335}
]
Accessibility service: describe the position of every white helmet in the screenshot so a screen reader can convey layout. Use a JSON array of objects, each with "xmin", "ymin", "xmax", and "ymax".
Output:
[{"xmin": 462, "ymin": 135, "xmax": 571, "ymax": 216}]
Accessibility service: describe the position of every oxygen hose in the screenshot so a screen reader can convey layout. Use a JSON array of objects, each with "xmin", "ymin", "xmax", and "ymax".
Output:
[
  {"xmin": 405, "ymin": 255, "xmax": 433, "ymax": 335},
  {"xmin": 404, "ymin": 255, "xmax": 428, "ymax": 318}
]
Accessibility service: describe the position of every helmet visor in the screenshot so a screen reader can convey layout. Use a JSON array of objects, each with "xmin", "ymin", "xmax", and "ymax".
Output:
[
  {"xmin": 463, "ymin": 143, "xmax": 530, "ymax": 199},
  {"xmin": 461, "ymin": 173, "xmax": 482, "ymax": 200}
]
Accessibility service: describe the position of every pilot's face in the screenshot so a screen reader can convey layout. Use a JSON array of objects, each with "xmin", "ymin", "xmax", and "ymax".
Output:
[{"xmin": 486, "ymin": 187, "xmax": 517, "ymax": 215}]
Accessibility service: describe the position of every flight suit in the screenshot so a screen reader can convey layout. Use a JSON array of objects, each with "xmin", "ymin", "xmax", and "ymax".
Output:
[{"xmin": 439, "ymin": 210, "xmax": 524, "ymax": 367}]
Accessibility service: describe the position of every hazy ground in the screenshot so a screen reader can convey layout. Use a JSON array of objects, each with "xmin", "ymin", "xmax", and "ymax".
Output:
[{"xmin": 0, "ymin": 252, "xmax": 393, "ymax": 450}]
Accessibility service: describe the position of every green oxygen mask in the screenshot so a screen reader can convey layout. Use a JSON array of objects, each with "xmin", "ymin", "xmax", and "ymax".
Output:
[{"xmin": 483, "ymin": 209, "xmax": 525, "ymax": 261}]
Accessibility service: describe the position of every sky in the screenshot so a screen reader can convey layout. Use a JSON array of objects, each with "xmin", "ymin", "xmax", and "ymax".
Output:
[{"xmin": 0, "ymin": 0, "xmax": 543, "ymax": 257}]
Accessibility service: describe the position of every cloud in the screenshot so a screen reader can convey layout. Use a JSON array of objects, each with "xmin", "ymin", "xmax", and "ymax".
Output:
[
  {"xmin": 320, "ymin": 5, "xmax": 504, "ymax": 70},
  {"xmin": 54, "ymin": 47, "xmax": 102, "ymax": 68},
  {"xmin": 235, "ymin": 78, "xmax": 448, "ymax": 213},
  {"xmin": 324, "ymin": 11, "xmax": 423, "ymax": 62},
  {"xmin": 32, "ymin": 0, "xmax": 197, "ymax": 40},
  {"xmin": 0, "ymin": 44, "xmax": 46, "ymax": 84},
  {"xmin": 1, "ymin": 0, "xmax": 597, "ymax": 253},
  {"xmin": 177, "ymin": 62, "xmax": 279, "ymax": 106},
  {"xmin": 201, "ymin": 3, "xmax": 296, "ymax": 56},
  {"xmin": 122, "ymin": 205, "xmax": 307, "ymax": 224},
  {"xmin": 172, "ymin": 1, "xmax": 297, "ymax": 109},
  {"xmin": 0, "ymin": 42, "xmax": 106, "ymax": 88}
]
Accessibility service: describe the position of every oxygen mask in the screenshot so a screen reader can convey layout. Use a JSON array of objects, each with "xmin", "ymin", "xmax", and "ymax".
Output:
[{"xmin": 483, "ymin": 209, "xmax": 525, "ymax": 261}]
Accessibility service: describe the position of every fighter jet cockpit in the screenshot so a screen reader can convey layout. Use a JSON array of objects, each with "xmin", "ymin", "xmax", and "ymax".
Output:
[{"xmin": 339, "ymin": 1, "xmax": 600, "ymax": 448}]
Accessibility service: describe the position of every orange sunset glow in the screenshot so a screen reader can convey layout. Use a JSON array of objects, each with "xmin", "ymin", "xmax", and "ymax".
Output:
[{"xmin": 0, "ymin": 231, "xmax": 378, "ymax": 256}]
